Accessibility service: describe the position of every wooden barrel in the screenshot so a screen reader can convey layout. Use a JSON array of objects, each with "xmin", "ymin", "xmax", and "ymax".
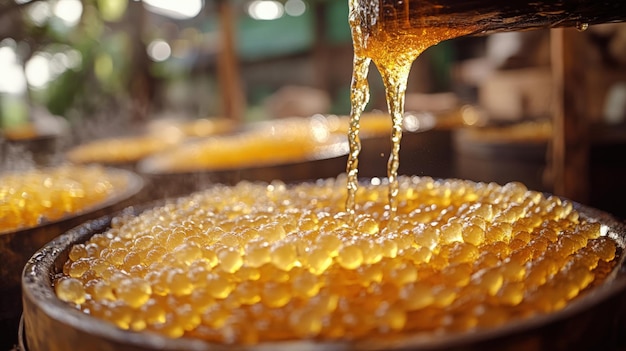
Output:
[
  {"xmin": 0, "ymin": 169, "xmax": 143, "ymax": 350},
  {"xmin": 138, "ymin": 141, "xmax": 349, "ymax": 200},
  {"xmin": 1, "ymin": 133, "xmax": 65, "ymax": 168},
  {"xmin": 453, "ymin": 124, "xmax": 551, "ymax": 193},
  {"xmin": 21, "ymin": 196, "xmax": 626, "ymax": 351},
  {"xmin": 356, "ymin": 128, "xmax": 455, "ymax": 181}
]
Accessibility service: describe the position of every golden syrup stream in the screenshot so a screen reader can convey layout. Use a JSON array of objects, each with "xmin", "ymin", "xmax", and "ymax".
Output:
[{"xmin": 346, "ymin": 0, "xmax": 478, "ymax": 218}]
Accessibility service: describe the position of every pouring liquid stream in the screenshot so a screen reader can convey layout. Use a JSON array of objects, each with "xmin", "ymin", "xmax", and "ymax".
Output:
[
  {"xmin": 345, "ymin": 0, "xmax": 477, "ymax": 218},
  {"xmin": 344, "ymin": 0, "xmax": 626, "ymax": 219}
]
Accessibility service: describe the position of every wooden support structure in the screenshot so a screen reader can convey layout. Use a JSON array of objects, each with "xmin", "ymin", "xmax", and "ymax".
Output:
[
  {"xmin": 550, "ymin": 28, "xmax": 590, "ymax": 203},
  {"xmin": 217, "ymin": 0, "xmax": 245, "ymax": 122},
  {"xmin": 312, "ymin": 2, "xmax": 330, "ymax": 92}
]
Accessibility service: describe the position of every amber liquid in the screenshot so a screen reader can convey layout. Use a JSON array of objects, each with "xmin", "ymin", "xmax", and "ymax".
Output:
[{"xmin": 345, "ymin": 0, "xmax": 626, "ymax": 216}]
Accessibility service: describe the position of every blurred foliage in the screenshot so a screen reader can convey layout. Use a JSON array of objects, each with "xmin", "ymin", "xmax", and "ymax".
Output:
[
  {"xmin": 1, "ymin": 0, "xmax": 137, "ymax": 123},
  {"xmin": 1, "ymin": 0, "xmax": 354, "ymax": 129}
]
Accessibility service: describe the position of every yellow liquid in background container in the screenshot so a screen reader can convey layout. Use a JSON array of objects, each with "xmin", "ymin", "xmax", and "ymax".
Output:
[{"xmin": 0, "ymin": 165, "xmax": 129, "ymax": 233}]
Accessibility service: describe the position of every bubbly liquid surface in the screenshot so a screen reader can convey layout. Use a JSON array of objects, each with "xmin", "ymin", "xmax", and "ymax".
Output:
[{"xmin": 56, "ymin": 177, "xmax": 616, "ymax": 344}]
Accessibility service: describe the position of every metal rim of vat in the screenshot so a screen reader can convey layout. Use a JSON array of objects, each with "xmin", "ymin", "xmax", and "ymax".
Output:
[{"xmin": 21, "ymin": 196, "xmax": 626, "ymax": 351}]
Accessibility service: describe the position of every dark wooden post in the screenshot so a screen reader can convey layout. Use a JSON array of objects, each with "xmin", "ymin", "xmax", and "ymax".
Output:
[
  {"xmin": 312, "ymin": 1, "xmax": 330, "ymax": 92},
  {"xmin": 550, "ymin": 28, "xmax": 590, "ymax": 203},
  {"xmin": 128, "ymin": 0, "xmax": 152, "ymax": 124},
  {"xmin": 217, "ymin": 0, "xmax": 244, "ymax": 122}
]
